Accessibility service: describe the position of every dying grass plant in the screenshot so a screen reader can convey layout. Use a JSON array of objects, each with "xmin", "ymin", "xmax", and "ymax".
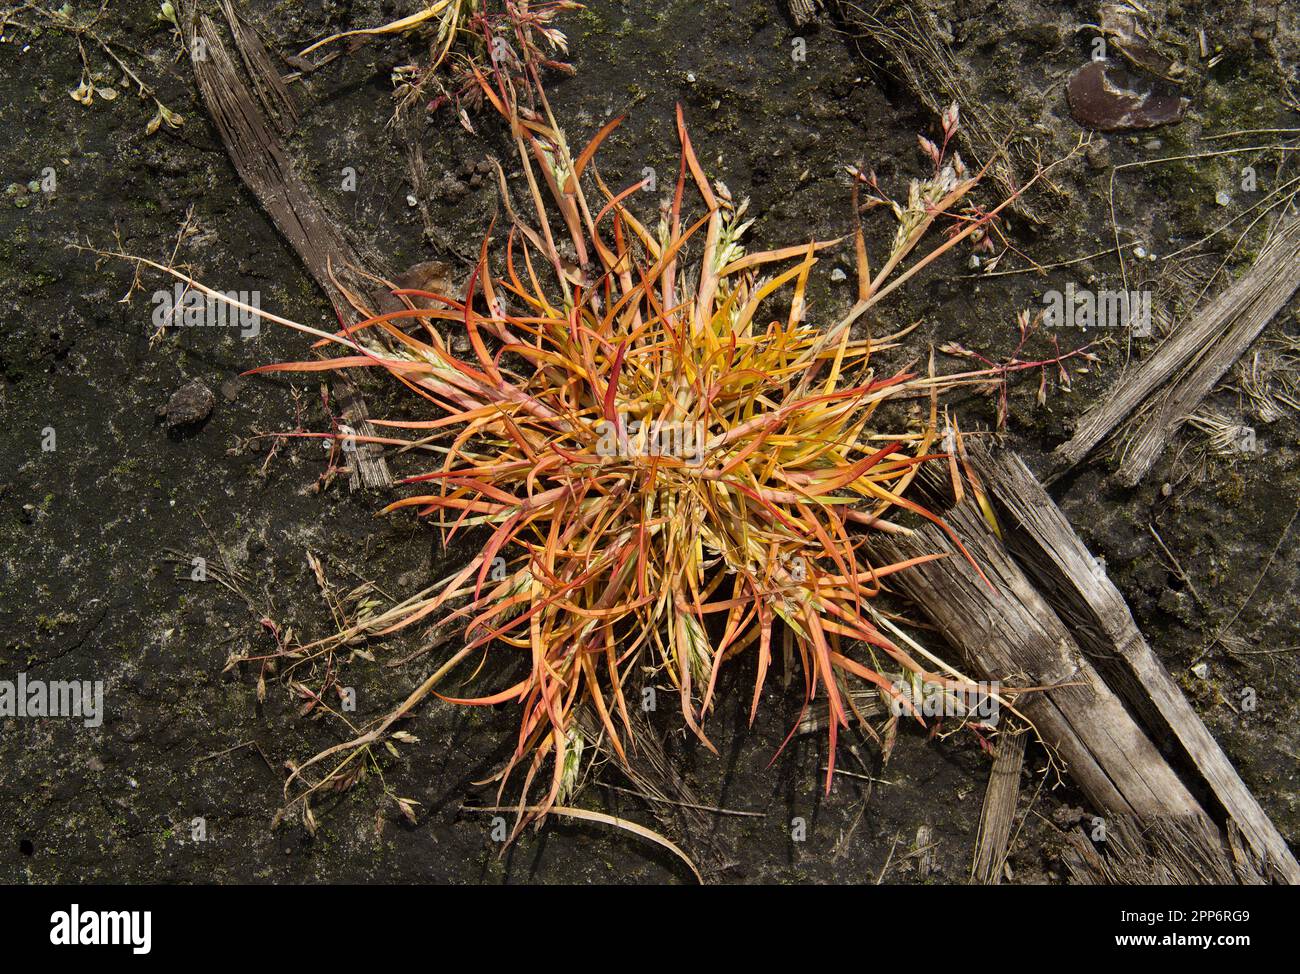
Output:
[
  {"xmin": 218, "ymin": 52, "xmax": 1081, "ymax": 831},
  {"xmin": 297, "ymin": 0, "xmax": 579, "ymax": 123},
  {"xmin": 101, "ymin": 15, "xmax": 1077, "ymax": 843}
]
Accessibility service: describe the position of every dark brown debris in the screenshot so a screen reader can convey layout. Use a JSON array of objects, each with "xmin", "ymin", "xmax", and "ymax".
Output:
[
  {"xmin": 160, "ymin": 379, "xmax": 216, "ymax": 430},
  {"xmin": 1067, "ymin": 60, "xmax": 1187, "ymax": 131}
]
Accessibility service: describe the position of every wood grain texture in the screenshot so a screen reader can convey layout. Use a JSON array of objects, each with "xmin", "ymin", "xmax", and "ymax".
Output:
[
  {"xmin": 970, "ymin": 727, "xmax": 1026, "ymax": 884},
  {"xmin": 179, "ymin": 4, "xmax": 393, "ymax": 491},
  {"xmin": 1051, "ymin": 215, "xmax": 1300, "ymax": 484},
  {"xmin": 1064, "ymin": 816, "xmax": 1253, "ymax": 885},
  {"xmin": 871, "ymin": 496, "xmax": 1208, "ymax": 823},
  {"xmin": 967, "ymin": 442, "xmax": 1300, "ymax": 883}
]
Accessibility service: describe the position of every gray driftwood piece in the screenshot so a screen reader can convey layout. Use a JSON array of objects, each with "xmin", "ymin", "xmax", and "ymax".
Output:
[
  {"xmin": 179, "ymin": 4, "xmax": 392, "ymax": 490},
  {"xmin": 872, "ymin": 492, "xmax": 1207, "ymax": 822},
  {"xmin": 970, "ymin": 727, "xmax": 1026, "ymax": 884},
  {"xmin": 1051, "ymin": 215, "xmax": 1300, "ymax": 485},
  {"xmin": 1065, "ymin": 816, "xmax": 1241, "ymax": 885},
  {"xmin": 870, "ymin": 445, "xmax": 1298, "ymax": 883},
  {"xmin": 966, "ymin": 442, "xmax": 1300, "ymax": 882}
]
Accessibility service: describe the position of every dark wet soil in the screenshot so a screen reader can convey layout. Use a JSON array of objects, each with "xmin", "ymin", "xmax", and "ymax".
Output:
[{"xmin": 2, "ymin": 0, "xmax": 1297, "ymax": 883}]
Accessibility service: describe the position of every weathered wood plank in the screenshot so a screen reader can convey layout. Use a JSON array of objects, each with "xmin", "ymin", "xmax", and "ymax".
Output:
[
  {"xmin": 179, "ymin": 3, "xmax": 393, "ymax": 491},
  {"xmin": 1050, "ymin": 215, "xmax": 1300, "ymax": 484},
  {"xmin": 1116, "ymin": 265, "xmax": 1300, "ymax": 483},
  {"xmin": 970, "ymin": 727, "xmax": 1026, "ymax": 884},
  {"xmin": 1064, "ymin": 816, "xmax": 1251, "ymax": 885},
  {"xmin": 966, "ymin": 442, "xmax": 1300, "ymax": 883},
  {"xmin": 870, "ymin": 497, "xmax": 1210, "ymax": 824}
]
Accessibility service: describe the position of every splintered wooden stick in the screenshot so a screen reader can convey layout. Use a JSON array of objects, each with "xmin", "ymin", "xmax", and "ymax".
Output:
[
  {"xmin": 966, "ymin": 442, "xmax": 1300, "ymax": 882},
  {"xmin": 1114, "ymin": 246, "xmax": 1300, "ymax": 483},
  {"xmin": 1051, "ymin": 215, "xmax": 1300, "ymax": 485},
  {"xmin": 970, "ymin": 727, "xmax": 1026, "ymax": 885},
  {"xmin": 1064, "ymin": 815, "xmax": 1247, "ymax": 885},
  {"xmin": 179, "ymin": 3, "xmax": 393, "ymax": 490},
  {"xmin": 871, "ymin": 445, "xmax": 1298, "ymax": 883},
  {"xmin": 871, "ymin": 495, "xmax": 1209, "ymax": 824}
]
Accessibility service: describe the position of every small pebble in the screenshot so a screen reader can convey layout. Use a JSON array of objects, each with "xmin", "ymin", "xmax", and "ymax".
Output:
[{"xmin": 160, "ymin": 379, "xmax": 215, "ymax": 430}]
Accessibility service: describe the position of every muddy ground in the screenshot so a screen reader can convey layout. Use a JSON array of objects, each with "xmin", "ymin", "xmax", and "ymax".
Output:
[{"xmin": 1, "ymin": 0, "xmax": 1297, "ymax": 883}]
